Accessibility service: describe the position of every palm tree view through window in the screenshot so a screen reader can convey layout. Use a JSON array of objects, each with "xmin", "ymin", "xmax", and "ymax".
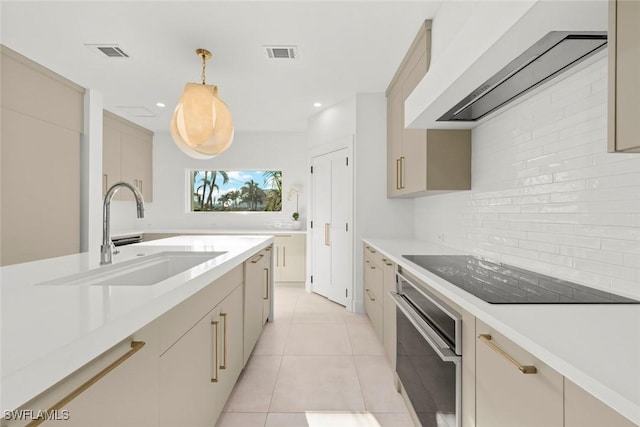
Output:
[{"xmin": 190, "ymin": 170, "xmax": 282, "ymax": 212}]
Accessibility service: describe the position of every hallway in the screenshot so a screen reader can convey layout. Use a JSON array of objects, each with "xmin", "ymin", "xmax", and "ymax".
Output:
[{"xmin": 216, "ymin": 286, "xmax": 414, "ymax": 427}]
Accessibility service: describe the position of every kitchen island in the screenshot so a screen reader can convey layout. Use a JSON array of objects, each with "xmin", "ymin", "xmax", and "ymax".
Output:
[
  {"xmin": 0, "ymin": 235, "xmax": 273, "ymax": 421},
  {"xmin": 363, "ymin": 237, "xmax": 640, "ymax": 426}
]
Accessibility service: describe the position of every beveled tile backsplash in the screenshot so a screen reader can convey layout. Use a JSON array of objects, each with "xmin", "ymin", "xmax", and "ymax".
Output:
[{"xmin": 415, "ymin": 57, "xmax": 640, "ymax": 298}]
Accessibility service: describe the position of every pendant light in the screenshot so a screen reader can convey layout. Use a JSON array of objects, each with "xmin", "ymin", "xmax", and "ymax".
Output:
[{"xmin": 171, "ymin": 48, "xmax": 234, "ymax": 159}]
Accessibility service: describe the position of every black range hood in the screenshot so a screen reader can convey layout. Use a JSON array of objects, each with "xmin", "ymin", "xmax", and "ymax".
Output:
[{"xmin": 437, "ymin": 31, "xmax": 607, "ymax": 122}]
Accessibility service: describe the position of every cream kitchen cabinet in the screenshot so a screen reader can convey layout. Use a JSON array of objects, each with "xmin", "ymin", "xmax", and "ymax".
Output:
[
  {"xmin": 363, "ymin": 244, "xmax": 396, "ymax": 366},
  {"xmin": 1, "ymin": 46, "xmax": 83, "ymax": 266},
  {"xmin": 565, "ymin": 378, "xmax": 637, "ymax": 427},
  {"xmin": 273, "ymin": 234, "xmax": 305, "ymax": 282},
  {"xmin": 476, "ymin": 319, "xmax": 564, "ymax": 427},
  {"xmin": 244, "ymin": 246, "xmax": 272, "ymax": 365},
  {"xmin": 103, "ymin": 111, "xmax": 153, "ymax": 201},
  {"xmin": 608, "ymin": 0, "xmax": 640, "ymax": 153},
  {"xmin": 386, "ymin": 20, "xmax": 472, "ymax": 197},
  {"xmin": 363, "ymin": 247, "xmax": 384, "ymax": 343},
  {"xmin": 3, "ymin": 324, "xmax": 159, "ymax": 427},
  {"xmin": 159, "ymin": 272, "xmax": 244, "ymax": 427}
]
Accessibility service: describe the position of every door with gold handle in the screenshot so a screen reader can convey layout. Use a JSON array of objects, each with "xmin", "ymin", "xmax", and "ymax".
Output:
[{"xmin": 25, "ymin": 341, "xmax": 145, "ymax": 427}]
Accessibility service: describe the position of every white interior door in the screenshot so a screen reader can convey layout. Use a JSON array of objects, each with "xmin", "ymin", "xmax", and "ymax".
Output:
[{"xmin": 311, "ymin": 147, "xmax": 352, "ymax": 306}]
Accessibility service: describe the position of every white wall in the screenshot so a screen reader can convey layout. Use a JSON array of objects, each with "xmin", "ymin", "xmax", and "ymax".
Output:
[
  {"xmin": 110, "ymin": 131, "xmax": 307, "ymax": 233},
  {"xmin": 414, "ymin": 57, "xmax": 640, "ymax": 298},
  {"xmin": 354, "ymin": 93, "xmax": 414, "ymax": 311},
  {"xmin": 307, "ymin": 94, "xmax": 414, "ymax": 311}
]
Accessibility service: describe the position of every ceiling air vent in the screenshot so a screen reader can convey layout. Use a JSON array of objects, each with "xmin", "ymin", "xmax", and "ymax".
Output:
[
  {"xmin": 263, "ymin": 46, "xmax": 298, "ymax": 60},
  {"xmin": 84, "ymin": 44, "xmax": 131, "ymax": 59}
]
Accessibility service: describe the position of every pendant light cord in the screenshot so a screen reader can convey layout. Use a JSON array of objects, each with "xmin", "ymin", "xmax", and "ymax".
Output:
[{"xmin": 201, "ymin": 52, "xmax": 207, "ymax": 85}]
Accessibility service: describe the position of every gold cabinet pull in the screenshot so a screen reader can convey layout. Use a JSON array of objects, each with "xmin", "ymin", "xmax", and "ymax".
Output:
[
  {"xmin": 324, "ymin": 223, "xmax": 330, "ymax": 246},
  {"xmin": 251, "ymin": 253, "xmax": 264, "ymax": 264},
  {"xmin": 382, "ymin": 258, "xmax": 393, "ymax": 266},
  {"xmin": 219, "ymin": 313, "xmax": 227, "ymax": 369},
  {"xmin": 264, "ymin": 267, "xmax": 270, "ymax": 300},
  {"xmin": 25, "ymin": 341, "xmax": 145, "ymax": 427},
  {"xmin": 399, "ymin": 157, "xmax": 405, "ymax": 189},
  {"xmin": 365, "ymin": 288, "xmax": 376, "ymax": 301},
  {"xmin": 478, "ymin": 334, "xmax": 537, "ymax": 374},
  {"xmin": 396, "ymin": 158, "xmax": 401, "ymax": 190},
  {"xmin": 283, "ymin": 246, "xmax": 286, "ymax": 267},
  {"xmin": 211, "ymin": 320, "xmax": 219, "ymax": 382},
  {"xmin": 366, "ymin": 246, "xmax": 376, "ymax": 253}
]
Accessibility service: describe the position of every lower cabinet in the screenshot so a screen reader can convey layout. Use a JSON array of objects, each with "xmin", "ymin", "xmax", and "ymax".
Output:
[
  {"xmin": 3, "ymin": 323, "xmax": 160, "ymax": 427},
  {"xmin": 363, "ymin": 253, "xmax": 384, "ymax": 342},
  {"xmin": 564, "ymin": 378, "xmax": 637, "ymax": 427},
  {"xmin": 159, "ymin": 283, "xmax": 243, "ymax": 427},
  {"xmin": 244, "ymin": 246, "xmax": 272, "ymax": 365},
  {"xmin": 273, "ymin": 234, "xmax": 305, "ymax": 282},
  {"xmin": 476, "ymin": 319, "xmax": 564, "ymax": 427},
  {"xmin": 363, "ymin": 244, "xmax": 396, "ymax": 367}
]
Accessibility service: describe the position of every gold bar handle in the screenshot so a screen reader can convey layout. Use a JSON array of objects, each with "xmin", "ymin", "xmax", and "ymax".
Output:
[
  {"xmin": 251, "ymin": 253, "xmax": 264, "ymax": 264},
  {"xmin": 219, "ymin": 313, "xmax": 227, "ymax": 369},
  {"xmin": 211, "ymin": 320, "xmax": 219, "ymax": 382},
  {"xmin": 400, "ymin": 157, "xmax": 405, "ymax": 189},
  {"xmin": 396, "ymin": 158, "xmax": 401, "ymax": 190},
  {"xmin": 324, "ymin": 223, "xmax": 330, "ymax": 246},
  {"xmin": 365, "ymin": 288, "xmax": 376, "ymax": 301},
  {"xmin": 478, "ymin": 334, "xmax": 537, "ymax": 374},
  {"xmin": 264, "ymin": 268, "xmax": 270, "ymax": 300},
  {"xmin": 25, "ymin": 341, "xmax": 145, "ymax": 427}
]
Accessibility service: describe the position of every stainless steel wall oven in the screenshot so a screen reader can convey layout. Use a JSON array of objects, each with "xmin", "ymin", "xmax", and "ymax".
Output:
[{"xmin": 391, "ymin": 269, "xmax": 462, "ymax": 427}]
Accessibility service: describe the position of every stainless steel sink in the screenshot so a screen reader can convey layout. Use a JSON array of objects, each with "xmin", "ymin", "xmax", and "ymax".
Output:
[{"xmin": 39, "ymin": 251, "xmax": 226, "ymax": 287}]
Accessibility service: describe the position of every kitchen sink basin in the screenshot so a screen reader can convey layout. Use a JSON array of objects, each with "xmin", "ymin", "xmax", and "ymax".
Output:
[{"xmin": 39, "ymin": 251, "xmax": 226, "ymax": 287}]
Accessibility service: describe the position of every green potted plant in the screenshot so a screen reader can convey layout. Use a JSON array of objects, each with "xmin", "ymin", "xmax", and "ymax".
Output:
[{"xmin": 287, "ymin": 187, "xmax": 301, "ymax": 229}]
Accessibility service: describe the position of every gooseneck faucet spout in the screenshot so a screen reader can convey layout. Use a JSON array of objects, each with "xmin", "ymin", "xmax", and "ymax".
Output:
[{"xmin": 101, "ymin": 182, "xmax": 145, "ymax": 265}]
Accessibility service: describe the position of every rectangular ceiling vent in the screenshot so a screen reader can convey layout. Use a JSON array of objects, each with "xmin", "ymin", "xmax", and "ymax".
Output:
[
  {"xmin": 263, "ymin": 46, "xmax": 297, "ymax": 60},
  {"xmin": 84, "ymin": 44, "xmax": 131, "ymax": 59}
]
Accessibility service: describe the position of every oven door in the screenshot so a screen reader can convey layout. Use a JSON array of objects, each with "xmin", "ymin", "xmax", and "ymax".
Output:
[{"xmin": 392, "ymin": 292, "xmax": 461, "ymax": 427}]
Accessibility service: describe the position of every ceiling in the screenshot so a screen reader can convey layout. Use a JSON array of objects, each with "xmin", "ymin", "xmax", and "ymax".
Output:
[{"xmin": 0, "ymin": 1, "xmax": 444, "ymax": 132}]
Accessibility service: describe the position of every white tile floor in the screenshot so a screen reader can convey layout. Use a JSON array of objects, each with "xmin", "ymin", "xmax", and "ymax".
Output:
[{"xmin": 216, "ymin": 286, "xmax": 415, "ymax": 427}]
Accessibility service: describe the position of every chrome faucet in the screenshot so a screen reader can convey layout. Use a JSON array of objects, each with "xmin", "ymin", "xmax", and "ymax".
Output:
[{"xmin": 101, "ymin": 182, "xmax": 145, "ymax": 265}]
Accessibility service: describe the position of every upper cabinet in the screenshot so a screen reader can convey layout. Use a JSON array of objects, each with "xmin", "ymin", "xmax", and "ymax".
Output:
[
  {"xmin": 386, "ymin": 21, "xmax": 471, "ymax": 198},
  {"xmin": 103, "ymin": 111, "xmax": 154, "ymax": 201},
  {"xmin": 608, "ymin": 0, "xmax": 640, "ymax": 153}
]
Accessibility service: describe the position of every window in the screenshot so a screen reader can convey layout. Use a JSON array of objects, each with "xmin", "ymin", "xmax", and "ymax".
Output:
[{"xmin": 190, "ymin": 170, "xmax": 282, "ymax": 212}]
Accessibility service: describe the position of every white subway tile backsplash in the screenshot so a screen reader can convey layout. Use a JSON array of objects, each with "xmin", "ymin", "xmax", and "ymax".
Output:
[{"xmin": 414, "ymin": 57, "xmax": 640, "ymax": 298}]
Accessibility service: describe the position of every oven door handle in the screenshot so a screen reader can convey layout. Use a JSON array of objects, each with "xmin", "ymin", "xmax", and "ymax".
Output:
[{"xmin": 391, "ymin": 292, "xmax": 460, "ymax": 363}]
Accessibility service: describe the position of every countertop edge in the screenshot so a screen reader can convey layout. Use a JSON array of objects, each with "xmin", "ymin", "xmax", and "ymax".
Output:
[
  {"xmin": 362, "ymin": 237, "xmax": 640, "ymax": 425},
  {"xmin": 1, "ymin": 235, "xmax": 274, "ymax": 412}
]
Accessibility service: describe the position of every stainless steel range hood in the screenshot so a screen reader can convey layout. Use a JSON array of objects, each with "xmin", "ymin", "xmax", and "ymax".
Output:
[{"xmin": 438, "ymin": 31, "xmax": 607, "ymax": 122}]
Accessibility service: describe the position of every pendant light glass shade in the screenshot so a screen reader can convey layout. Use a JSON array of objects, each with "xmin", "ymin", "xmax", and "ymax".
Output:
[{"xmin": 171, "ymin": 49, "xmax": 234, "ymax": 159}]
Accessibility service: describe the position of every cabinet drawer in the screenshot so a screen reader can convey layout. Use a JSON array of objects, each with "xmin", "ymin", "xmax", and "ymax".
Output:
[
  {"xmin": 364, "ymin": 259, "xmax": 384, "ymax": 342},
  {"xmin": 476, "ymin": 319, "xmax": 563, "ymax": 427}
]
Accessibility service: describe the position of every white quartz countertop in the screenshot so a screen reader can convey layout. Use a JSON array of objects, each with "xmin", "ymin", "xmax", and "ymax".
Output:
[
  {"xmin": 0, "ymin": 235, "xmax": 273, "ymax": 412},
  {"xmin": 363, "ymin": 237, "xmax": 640, "ymax": 425}
]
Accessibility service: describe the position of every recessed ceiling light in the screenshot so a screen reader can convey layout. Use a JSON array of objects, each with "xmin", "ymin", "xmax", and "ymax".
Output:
[
  {"xmin": 156, "ymin": 102, "xmax": 166, "ymax": 108},
  {"xmin": 313, "ymin": 102, "xmax": 322, "ymax": 108}
]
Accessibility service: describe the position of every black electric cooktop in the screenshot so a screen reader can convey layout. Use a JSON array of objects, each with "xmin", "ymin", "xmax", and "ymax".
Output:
[{"xmin": 402, "ymin": 255, "xmax": 640, "ymax": 304}]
